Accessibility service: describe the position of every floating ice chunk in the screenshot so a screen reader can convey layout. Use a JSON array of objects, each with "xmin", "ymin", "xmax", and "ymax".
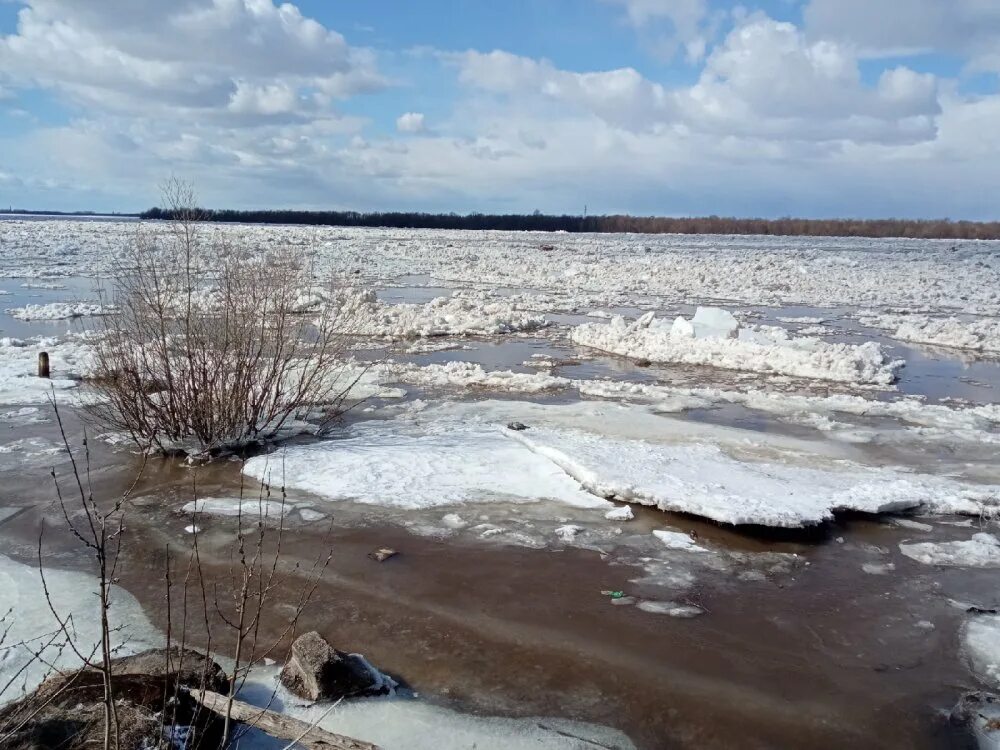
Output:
[
  {"xmin": 554, "ymin": 524, "xmax": 583, "ymax": 541},
  {"xmin": 6, "ymin": 302, "xmax": 109, "ymax": 321},
  {"xmin": 861, "ymin": 313, "xmax": 1000, "ymax": 353},
  {"xmin": 861, "ymin": 562, "xmax": 895, "ymax": 575},
  {"xmin": 298, "ymin": 508, "xmax": 327, "ymax": 522},
  {"xmin": 605, "ymin": 505, "xmax": 635, "ymax": 521},
  {"xmin": 670, "ymin": 315, "xmax": 695, "ymax": 339},
  {"xmin": 442, "ymin": 513, "xmax": 468, "ymax": 529},
  {"xmin": 637, "ymin": 601, "xmax": 705, "ymax": 618},
  {"xmin": 571, "ymin": 314, "xmax": 901, "ymax": 386},
  {"xmin": 508, "ymin": 425, "xmax": 999, "ymax": 528},
  {"xmin": 0, "ymin": 335, "xmax": 93, "ymax": 404},
  {"xmin": 963, "ymin": 614, "xmax": 1000, "ymax": 689},
  {"xmin": 390, "ymin": 361, "xmax": 569, "ymax": 394},
  {"xmin": 692, "ymin": 307, "xmax": 739, "ymax": 339},
  {"xmin": 332, "ymin": 289, "xmax": 548, "ymax": 339},
  {"xmin": 893, "ymin": 518, "xmax": 934, "ymax": 532},
  {"xmin": 652, "ymin": 530, "xmax": 708, "ymax": 553},
  {"xmin": 181, "ymin": 498, "xmax": 296, "ymax": 518},
  {"xmin": 900, "ymin": 534, "xmax": 1000, "ymax": 568}
]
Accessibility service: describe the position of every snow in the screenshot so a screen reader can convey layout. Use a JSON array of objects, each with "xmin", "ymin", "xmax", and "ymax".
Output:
[
  {"xmin": 181, "ymin": 498, "xmax": 296, "ymax": 518},
  {"xmin": 571, "ymin": 310, "xmax": 901, "ymax": 386},
  {"xmin": 861, "ymin": 313, "xmax": 1000, "ymax": 353},
  {"xmin": 554, "ymin": 524, "xmax": 584, "ymax": 541},
  {"xmin": 899, "ymin": 533, "xmax": 1000, "ymax": 568},
  {"xmin": 6, "ymin": 301, "xmax": 108, "ymax": 321},
  {"xmin": 0, "ymin": 554, "xmax": 160, "ymax": 706},
  {"xmin": 652, "ymin": 529, "xmax": 708, "ymax": 552}
]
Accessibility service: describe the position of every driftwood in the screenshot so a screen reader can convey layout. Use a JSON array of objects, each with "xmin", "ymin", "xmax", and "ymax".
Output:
[{"xmin": 186, "ymin": 688, "xmax": 380, "ymax": 750}]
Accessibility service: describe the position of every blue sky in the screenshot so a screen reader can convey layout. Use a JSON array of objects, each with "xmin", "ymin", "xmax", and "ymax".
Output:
[{"xmin": 1, "ymin": 0, "xmax": 999, "ymax": 218}]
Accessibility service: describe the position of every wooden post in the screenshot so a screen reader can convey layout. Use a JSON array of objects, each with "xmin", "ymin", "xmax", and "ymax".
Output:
[{"xmin": 38, "ymin": 351, "xmax": 50, "ymax": 378}]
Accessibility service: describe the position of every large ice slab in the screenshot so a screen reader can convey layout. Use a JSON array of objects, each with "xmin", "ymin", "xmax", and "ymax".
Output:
[
  {"xmin": 571, "ymin": 310, "xmax": 901, "ymax": 386},
  {"xmin": 245, "ymin": 400, "xmax": 1000, "ymax": 528},
  {"xmin": 244, "ymin": 421, "xmax": 609, "ymax": 511}
]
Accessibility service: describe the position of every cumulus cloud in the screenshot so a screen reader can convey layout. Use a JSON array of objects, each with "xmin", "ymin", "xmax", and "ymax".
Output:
[
  {"xmin": 0, "ymin": 0, "xmax": 386, "ymax": 121},
  {"xmin": 602, "ymin": 0, "xmax": 713, "ymax": 61},
  {"xmin": 453, "ymin": 50, "xmax": 676, "ymax": 130},
  {"xmin": 396, "ymin": 112, "xmax": 426, "ymax": 133},
  {"xmin": 804, "ymin": 0, "xmax": 1000, "ymax": 69},
  {"xmin": 680, "ymin": 18, "xmax": 940, "ymax": 143}
]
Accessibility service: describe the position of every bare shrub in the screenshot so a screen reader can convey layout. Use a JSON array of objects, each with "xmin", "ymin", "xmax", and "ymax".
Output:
[{"xmin": 88, "ymin": 180, "xmax": 364, "ymax": 457}]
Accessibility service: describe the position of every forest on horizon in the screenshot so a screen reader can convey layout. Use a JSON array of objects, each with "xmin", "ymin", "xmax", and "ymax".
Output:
[{"xmin": 138, "ymin": 207, "xmax": 1000, "ymax": 240}]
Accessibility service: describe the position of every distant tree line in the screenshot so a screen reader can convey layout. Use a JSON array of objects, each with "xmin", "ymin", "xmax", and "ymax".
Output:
[{"xmin": 138, "ymin": 207, "xmax": 1000, "ymax": 240}]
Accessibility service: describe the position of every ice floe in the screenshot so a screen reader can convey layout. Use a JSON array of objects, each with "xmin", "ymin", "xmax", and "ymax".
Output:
[
  {"xmin": 861, "ymin": 313, "xmax": 1000, "ymax": 353},
  {"xmin": 899, "ymin": 533, "xmax": 1000, "ymax": 568},
  {"xmin": 389, "ymin": 361, "xmax": 569, "ymax": 393},
  {"xmin": 236, "ymin": 665, "xmax": 637, "ymax": 750},
  {"xmin": 181, "ymin": 497, "xmax": 296, "ymax": 518},
  {"xmin": 245, "ymin": 400, "xmax": 1000, "ymax": 528},
  {"xmin": 571, "ymin": 308, "xmax": 901, "ymax": 386},
  {"xmin": 0, "ymin": 335, "xmax": 93, "ymax": 404},
  {"xmin": 6, "ymin": 301, "xmax": 108, "ymax": 321},
  {"xmin": 652, "ymin": 530, "xmax": 708, "ymax": 552},
  {"xmin": 0, "ymin": 554, "xmax": 159, "ymax": 705},
  {"xmin": 963, "ymin": 614, "xmax": 1000, "ymax": 690},
  {"xmin": 331, "ymin": 288, "xmax": 548, "ymax": 338}
]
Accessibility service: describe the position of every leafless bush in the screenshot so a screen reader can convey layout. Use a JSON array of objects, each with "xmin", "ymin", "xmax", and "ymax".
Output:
[{"xmin": 88, "ymin": 180, "xmax": 365, "ymax": 458}]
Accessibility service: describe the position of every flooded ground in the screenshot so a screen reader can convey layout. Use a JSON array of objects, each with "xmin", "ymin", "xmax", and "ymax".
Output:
[{"xmin": 3, "ymin": 224, "xmax": 1000, "ymax": 748}]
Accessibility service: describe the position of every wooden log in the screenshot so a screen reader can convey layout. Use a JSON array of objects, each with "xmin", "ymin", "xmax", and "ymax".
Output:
[
  {"xmin": 186, "ymin": 688, "xmax": 380, "ymax": 750},
  {"xmin": 38, "ymin": 351, "xmax": 50, "ymax": 378}
]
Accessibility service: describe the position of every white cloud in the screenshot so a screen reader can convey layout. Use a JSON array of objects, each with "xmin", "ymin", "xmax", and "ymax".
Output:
[
  {"xmin": 0, "ymin": 0, "xmax": 386, "ymax": 120},
  {"xmin": 602, "ymin": 0, "xmax": 712, "ymax": 61},
  {"xmin": 453, "ymin": 50, "xmax": 676, "ymax": 130},
  {"xmin": 680, "ymin": 18, "xmax": 940, "ymax": 143},
  {"xmin": 396, "ymin": 112, "xmax": 426, "ymax": 134},
  {"xmin": 804, "ymin": 0, "xmax": 1000, "ymax": 69}
]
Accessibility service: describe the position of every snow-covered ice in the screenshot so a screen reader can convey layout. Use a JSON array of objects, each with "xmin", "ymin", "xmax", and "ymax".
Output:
[
  {"xmin": 0, "ymin": 554, "xmax": 159, "ymax": 706},
  {"xmin": 963, "ymin": 614, "xmax": 1000, "ymax": 690},
  {"xmin": 181, "ymin": 497, "xmax": 296, "ymax": 518},
  {"xmin": 861, "ymin": 313, "xmax": 1000, "ymax": 353},
  {"xmin": 571, "ymin": 309, "xmax": 901, "ymax": 386},
  {"xmin": 6, "ymin": 301, "xmax": 108, "ymax": 321},
  {"xmin": 245, "ymin": 400, "xmax": 1000, "ymax": 528},
  {"xmin": 389, "ymin": 361, "xmax": 569, "ymax": 393},
  {"xmin": 899, "ymin": 533, "xmax": 1000, "ymax": 568},
  {"xmin": 652, "ymin": 529, "xmax": 708, "ymax": 553}
]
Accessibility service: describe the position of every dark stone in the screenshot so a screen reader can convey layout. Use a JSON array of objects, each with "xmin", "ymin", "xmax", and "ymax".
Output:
[
  {"xmin": 507, "ymin": 421, "xmax": 529, "ymax": 431},
  {"xmin": 633, "ymin": 358, "xmax": 652, "ymax": 367},
  {"xmin": 279, "ymin": 631, "xmax": 388, "ymax": 701}
]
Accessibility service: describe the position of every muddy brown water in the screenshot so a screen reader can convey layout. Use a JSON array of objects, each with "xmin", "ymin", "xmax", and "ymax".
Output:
[{"xmin": 0, "ymin": 407, "xmax": 990, "ymax": 750}]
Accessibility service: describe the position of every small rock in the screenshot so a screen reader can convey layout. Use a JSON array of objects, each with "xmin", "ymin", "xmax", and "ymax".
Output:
[
  {"xmin": 633, "ymin": 358, "xmax": 652, "ymax": 367},
  {"xmin": 369, "ymin": 547, "xmax": 398, "ymax": 562},
  {"xmin": 507, "ymin": 421, "xmax": 529, "ymax": 431}
]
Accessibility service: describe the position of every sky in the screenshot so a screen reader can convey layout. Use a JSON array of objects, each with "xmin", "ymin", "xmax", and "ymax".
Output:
[{"xmin": 0, "ymin": 0, "xmax": 998, "ymax": 218}]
